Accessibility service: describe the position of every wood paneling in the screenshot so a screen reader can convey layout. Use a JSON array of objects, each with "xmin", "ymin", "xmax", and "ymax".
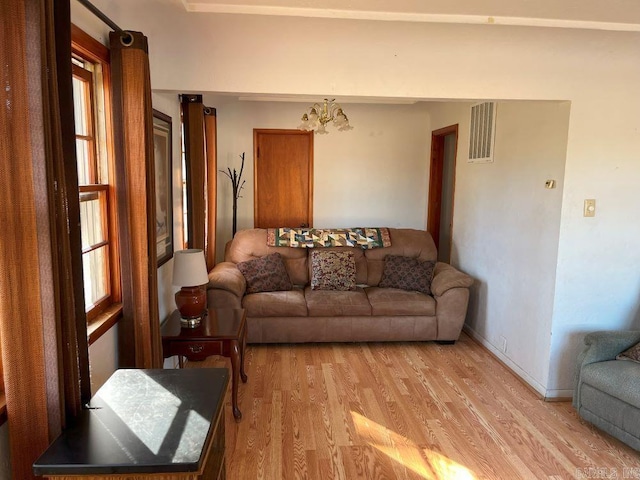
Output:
[{"xmin": 190, "ymin": 335, "xmax": 640, "ymax": 479}]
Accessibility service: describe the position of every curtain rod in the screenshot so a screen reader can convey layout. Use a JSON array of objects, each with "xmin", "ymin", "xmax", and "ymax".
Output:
[{"xmin": 76, "ymin": 0, "xmax": 123, "ymax": 32}]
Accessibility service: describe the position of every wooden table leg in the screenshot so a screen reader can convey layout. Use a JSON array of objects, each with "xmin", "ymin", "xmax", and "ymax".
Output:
[
  {"xmin": 240, "ymin": 324, "xmax": 247, "ymax": 383},
  {"xmin": 230, "ymin": 339, "xmax": 242, "ymax": 421}
]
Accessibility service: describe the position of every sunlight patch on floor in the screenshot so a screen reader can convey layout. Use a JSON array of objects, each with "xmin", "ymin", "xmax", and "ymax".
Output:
[{"xmin": 351, "ymin": 411, "xmax": 477, "ymax": 480}]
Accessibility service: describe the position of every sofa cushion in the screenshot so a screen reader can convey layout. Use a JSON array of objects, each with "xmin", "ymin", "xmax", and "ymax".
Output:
[
  {"xmin": 365, "ymin": 229, "xmax": 437, "ymax": 285},
  {"xmin": 365, "ymin": 287, "xmax": 436, "ymax": 316},
  {"xmin": 237, "ymin": 252, "xmax": 292, "ymax": 293},
  {"xmin": 580, "ymin": 360, "xmax": 640, "ymax": 409},
  {"xmin": 378, "ymin": 255, "xmax": 435, "ymax": 295},
  {"xmin": 305, "ymin": 286, "xmax": 371, "ymax": 316},
  {"xmin": 242, "ymin": 288, "xmax": 308, "ymax": 317},
  {"xmin": 227, "ymin": 229, "xmax": 309, "ymax": 285},
  {"xmin": 617, "ymin": 341, "xmax": 640, "ymax": 363},
  {"xmin": 310, "ymin": 250, "xmax": 357, "ymax": 291},
  {"xmin": 307, "ymin": 247, "xmax": 367, "ymax": 285}
]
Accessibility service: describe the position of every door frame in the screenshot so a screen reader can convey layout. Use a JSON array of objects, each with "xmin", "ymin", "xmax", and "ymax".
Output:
[
  {"xmin": 253, "ymin": 129, "xmax": 314, "ymax": 228},
  {"xmin": 427, "ymin": 124, "xmax": 458, "ymax": 258}
]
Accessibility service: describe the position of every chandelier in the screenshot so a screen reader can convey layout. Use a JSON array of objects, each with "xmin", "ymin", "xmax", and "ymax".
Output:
[{"xmin": 297, "ymin": 98, "xmax": 353, "ymax": 134}]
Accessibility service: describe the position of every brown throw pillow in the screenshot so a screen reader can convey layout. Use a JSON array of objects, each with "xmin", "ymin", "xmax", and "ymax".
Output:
[
  {"xmin": 617, "ymin": 342, "xmax": 640, "ymax": 363},
  {"xmin": 310, "ymin": 250, "xmax": 357, "ymax": 291},
  {"xmin": 379, "ymin": 255, "xmax": 435, "ymax": 295},
  {"xmin": 237, "ymin": 253, "xmax": 292, "ymax": 294}
]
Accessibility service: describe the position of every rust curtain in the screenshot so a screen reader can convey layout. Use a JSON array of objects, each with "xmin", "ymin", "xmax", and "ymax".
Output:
[
  {"xmin": 181, "ymin": 95, "xmax": 218, "ymax": 267},
  {"xmin": 204, "ymin": 107, "xmax": 218, "ymax": 269},
  {"xmin": 181, "ymin": 94, "xmax": 207, "ymax": 251},
  {"xmin": 0, "ymin": 0, "xmax": 89, "ymax": 478},
  {"xmin": 110, "ymin": 31, "xmax": 162, "ymax": 369}
]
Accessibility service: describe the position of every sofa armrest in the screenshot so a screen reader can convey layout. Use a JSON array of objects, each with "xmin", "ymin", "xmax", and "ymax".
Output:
[
  {"xmin": 573, "ymin": 330, "xmax": 640, "ymax": 409},
  {"xmin": 207, "ymin": 262, "xmax": 246, "ymax": 298},
  {"xmin": 431, "ymin": 262, "xmax": 473, "ymax": 297}
]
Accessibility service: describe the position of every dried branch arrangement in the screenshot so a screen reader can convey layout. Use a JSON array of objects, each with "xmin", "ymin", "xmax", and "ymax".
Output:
[{"xmin": 220, "ymin": 152, "xmax": 246, "ymax": 237}]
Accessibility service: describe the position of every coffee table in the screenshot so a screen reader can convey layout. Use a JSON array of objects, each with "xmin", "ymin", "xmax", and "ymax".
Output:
[{"xmin": 161, "ymin": 308, "xmax": 248, "ymax": 420}]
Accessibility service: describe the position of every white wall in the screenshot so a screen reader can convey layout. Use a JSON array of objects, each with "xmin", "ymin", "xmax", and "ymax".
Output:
[
  {"xmin": 207, "ymin": 96, "xmax": 431, "ymax": 261},
  {"xmin": 428, "ymin": 101, "xmax": 570, "ymax": 394},
  {"xmin": 151, "ymin": 92, "xmax": 185, "ymax": 322},
  {"xmin": 89, "ymin": 0, "xmax": 640, "ymax": 395},
  {"xmin": 152, "ymin": 92, "xmax": 185, "ymax": 370},
  {"xmin": 70, "ymin": 0, "xmax": 109, "ymax": 44},
  {"xmin": 88, "ymin": 326, "xmax": 118, "ymax": 392}
]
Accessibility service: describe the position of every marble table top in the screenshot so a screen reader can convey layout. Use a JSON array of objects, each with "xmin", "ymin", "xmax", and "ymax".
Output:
[{"xmin": 33, "ymin": 368, "xmax": 228, "ymax": 476}]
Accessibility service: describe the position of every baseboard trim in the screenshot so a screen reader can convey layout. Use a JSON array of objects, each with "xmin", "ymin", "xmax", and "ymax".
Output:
[
  {"xmin": 463, "ymin": 325, "xmax": 570, "ymax": 402},
  {"xmin": 543, "ymin": 390, "xmax": 573, "ymax": 402}
]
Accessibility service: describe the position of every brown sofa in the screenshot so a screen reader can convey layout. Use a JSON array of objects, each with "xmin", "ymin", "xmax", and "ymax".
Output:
[{"xmin": 207, "ymin": 228, "xmax": 473, "ymax": 344}]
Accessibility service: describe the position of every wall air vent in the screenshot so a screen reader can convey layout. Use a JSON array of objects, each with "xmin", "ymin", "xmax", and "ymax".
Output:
[{"xmin": 468, "ymin": 101, "xmax": 497, "ymax": 163}]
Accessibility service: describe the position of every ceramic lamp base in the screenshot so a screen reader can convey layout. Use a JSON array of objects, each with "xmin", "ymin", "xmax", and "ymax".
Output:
[{"xmin": 175, "ymin": 286, "xmax": 206, "ymax": 326}]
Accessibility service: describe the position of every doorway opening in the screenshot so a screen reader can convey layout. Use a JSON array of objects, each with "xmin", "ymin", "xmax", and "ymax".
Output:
[{"xmin": 427, "ymin": 124, "xmax": 458, "ymax": 263}]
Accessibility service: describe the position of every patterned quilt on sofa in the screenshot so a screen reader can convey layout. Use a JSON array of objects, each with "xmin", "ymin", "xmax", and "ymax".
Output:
[{"xmin": 267, "ymin": 227, "xmax": 391, "ymax": 249}]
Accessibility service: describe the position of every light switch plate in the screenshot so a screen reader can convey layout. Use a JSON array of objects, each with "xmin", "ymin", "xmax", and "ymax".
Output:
[{"xmin": 584, "ymin": 199, "xmax": 596, "ymax": 217}]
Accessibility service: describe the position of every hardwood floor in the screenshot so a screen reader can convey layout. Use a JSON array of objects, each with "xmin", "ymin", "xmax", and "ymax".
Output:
[{"xmin": 186, "ymin": 333, "xmax": 640, "ymax": 479}]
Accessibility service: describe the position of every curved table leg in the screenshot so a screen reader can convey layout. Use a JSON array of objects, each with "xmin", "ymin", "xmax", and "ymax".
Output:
[
  {"xmin": 230, "ymin": 340, "xmax": 242, "ymax": 421},
  {"xmin": 240, "ymin": 325, "xmax": 248, "ymax": 383}
]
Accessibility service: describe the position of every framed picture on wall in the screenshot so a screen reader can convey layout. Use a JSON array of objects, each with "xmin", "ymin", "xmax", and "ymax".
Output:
[{"xmin": 153, "ymin": 109, "xmax": 174, "ymax": 267}]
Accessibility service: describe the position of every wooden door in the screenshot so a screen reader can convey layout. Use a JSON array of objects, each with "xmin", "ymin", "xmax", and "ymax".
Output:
[
  {"xmin": 254, "ymin": 129, "xmax": 313, "ymax": 228},
  {"xmin": 427, "ymin": 124, "xmax": 458, "ymax": 262}
]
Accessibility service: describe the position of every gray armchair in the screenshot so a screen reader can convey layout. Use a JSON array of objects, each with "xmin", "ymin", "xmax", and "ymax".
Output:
[{"xmin": 573, "ymin": 330, "xmax": 640, "ymax": 451}]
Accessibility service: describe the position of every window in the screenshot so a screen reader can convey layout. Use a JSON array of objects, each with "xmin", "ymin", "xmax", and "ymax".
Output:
[{"xmin": 72, "ymin": 26, "xmax": 121, "ymax": 340}]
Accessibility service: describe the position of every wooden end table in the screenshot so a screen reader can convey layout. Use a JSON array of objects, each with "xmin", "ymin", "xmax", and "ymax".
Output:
[{"xmin": 161, "ymin": 308, "xmax": 248, "ymax": 420}]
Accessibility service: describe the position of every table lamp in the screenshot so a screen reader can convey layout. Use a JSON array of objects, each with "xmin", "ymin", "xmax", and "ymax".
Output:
[{"xmin": 172, "ymin": 249, "xmax": 209, "ymax": 327}]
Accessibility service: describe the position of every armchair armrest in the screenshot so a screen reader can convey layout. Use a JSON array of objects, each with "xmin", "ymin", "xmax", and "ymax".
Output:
[
  {"xmin": 207, "ymin": 262, "xmax": 246, "ymax": 299},
  {"xmin": 431, "ymin": 262, "xmax": 473, "ymax": 297},
  {"xmin": 578, "ymin": 330, "xmax": 640, "ymax": 366},
  {"xmin": 573, "ymin": 330, "xmax": 640, "ymax": 409}
]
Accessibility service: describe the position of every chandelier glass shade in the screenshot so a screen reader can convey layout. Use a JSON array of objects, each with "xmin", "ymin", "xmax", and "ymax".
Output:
[{"xmin": 298, "ymin": 98, "xmax": 353, "ymax": 134}]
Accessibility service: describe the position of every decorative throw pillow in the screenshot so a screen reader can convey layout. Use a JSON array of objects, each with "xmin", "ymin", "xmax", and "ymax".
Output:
[
  {"xmin": 310, "ymin": 250, "xmax": 357, "ymax": 291},
  {"xmin": 617, "ymin": 342, "xmax": 640, "ymax": 363},
  {"xmin": 237, "ymin": 253, "xmax": 292, "ymax": 294},
  {"xmin": 379, "ymin": 255, "xmax": 436, "ymax": 295}
]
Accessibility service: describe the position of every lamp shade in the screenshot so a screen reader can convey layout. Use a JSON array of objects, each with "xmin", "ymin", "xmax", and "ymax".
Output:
[{"xmin": 172, "ymin": 249, "xmax": 209, "ymax": 287}]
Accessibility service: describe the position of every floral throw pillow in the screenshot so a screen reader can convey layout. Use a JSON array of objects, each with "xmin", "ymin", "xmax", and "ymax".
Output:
[
  {"xmin": 617, "ymin": 341, "xmax": 640, "ymax": 363},
  {"xmin": 310, "ymin": 250, "xmax": 357, "ymax": 291},
  {"xmin": 379, "ymin": 255, "xmax": 436, "ymax": 295},
  {"xmin": 237, "ymin": 253, "xmax": 293, "ymax": 294}
]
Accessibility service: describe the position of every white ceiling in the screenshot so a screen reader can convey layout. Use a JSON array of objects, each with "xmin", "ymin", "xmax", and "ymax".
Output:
[{"xmin": 180, "ymin": 0, "xmax": 640, "ymax": 31}]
